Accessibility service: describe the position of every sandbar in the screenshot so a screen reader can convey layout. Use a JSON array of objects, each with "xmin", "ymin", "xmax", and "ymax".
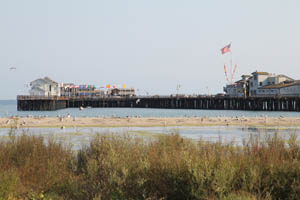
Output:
[{"xmin": 1, "ymin": 116, "xmax": 300, "ymax": 128}]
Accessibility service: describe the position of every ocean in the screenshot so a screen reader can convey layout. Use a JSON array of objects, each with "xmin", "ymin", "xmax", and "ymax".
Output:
[
  {"xmin": 1, "ymin": 100, "xmax": 300, "ymax": 118},
  {"xmin": 2, "ymin": 100, "xmax": 300, "ymax": 150}
]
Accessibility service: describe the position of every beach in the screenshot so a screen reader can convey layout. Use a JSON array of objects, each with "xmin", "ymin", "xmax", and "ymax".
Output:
[{"xmin": 1, "ymin": 116, "xmax": 300, "ymax": 128}]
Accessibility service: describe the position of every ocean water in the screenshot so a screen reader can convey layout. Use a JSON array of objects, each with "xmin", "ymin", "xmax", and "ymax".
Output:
[
  {"xmin": 1, "ymin": 100, "xmax": 300, "ymax": 150},
  {"xmin": 1, "ymin": 126, "xmax": 299, "ymax": 150},
  {"xmin": 2, "ymin": 100, "xmax": 300, "ymax": 118}
]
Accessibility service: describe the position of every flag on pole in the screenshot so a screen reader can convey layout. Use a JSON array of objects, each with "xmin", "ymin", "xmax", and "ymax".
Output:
[
  {"xmin": 122, "ymin": 84, "xmax": 126, "ymax": 88},
  {"xmin": 224, "ymin": 65, "xmax": 229, "ymax": 81},
  {"xmin": 232, "ymin": 64, "xmax": 237, "ymax": 81},
  {"xmin": 221, "ymin": 44, "xmax": 231, "ymax": 54},
  {"xmin": 106, "ymin": 84, "xmax": 110, "ymax": 89}
]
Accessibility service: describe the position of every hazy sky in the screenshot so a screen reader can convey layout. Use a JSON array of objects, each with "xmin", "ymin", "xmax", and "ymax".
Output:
[{"xmin": 1, "ymin": 0, "xmax": 300, "ymax": 99}]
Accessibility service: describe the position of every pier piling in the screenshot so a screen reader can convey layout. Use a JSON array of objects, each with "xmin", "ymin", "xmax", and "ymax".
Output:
[{"xmin": 17, "ymin": 95, "xmax": 300, "ymax": 112}]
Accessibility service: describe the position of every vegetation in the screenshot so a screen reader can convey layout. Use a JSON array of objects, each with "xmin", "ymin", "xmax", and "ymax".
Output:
[{"xmin": 1, "ymin": 131, "xmax": 300, "ymax": 199}]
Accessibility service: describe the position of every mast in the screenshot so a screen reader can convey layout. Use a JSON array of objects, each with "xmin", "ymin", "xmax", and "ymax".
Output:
[
  {"xmin": 230, "ymin": 43, "xmax": 233, "ymax": 84},
  {"xmin": 221, "ymin": 43, "xmax": 236, "ymax": 84}
]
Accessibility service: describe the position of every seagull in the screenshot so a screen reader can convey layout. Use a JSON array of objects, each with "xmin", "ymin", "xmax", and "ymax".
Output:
[{"xmin": 9, "ymin": 67, "xmax": 16, "ymax": 70}]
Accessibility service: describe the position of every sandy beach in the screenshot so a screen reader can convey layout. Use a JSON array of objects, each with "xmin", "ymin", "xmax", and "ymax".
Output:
[{"xmin": 1, "ymin": 116, "xmax": 300, "ymax": 128}]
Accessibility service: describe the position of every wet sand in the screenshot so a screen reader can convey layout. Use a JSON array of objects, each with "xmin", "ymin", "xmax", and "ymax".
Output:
[{"xmin": 1, "ymin": 116, "xmax": 300, "ymax": 128}]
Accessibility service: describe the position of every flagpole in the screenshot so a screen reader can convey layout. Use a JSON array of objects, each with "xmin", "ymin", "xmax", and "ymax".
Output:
[{"xmin": 230, "ymin": 47, "xmax": 233, "ymax": 84}]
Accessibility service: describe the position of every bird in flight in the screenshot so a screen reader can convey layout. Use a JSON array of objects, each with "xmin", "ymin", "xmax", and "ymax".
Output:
[{"xmin": 9, "ymin": 67, "xmax": 16, "ymax": 70}]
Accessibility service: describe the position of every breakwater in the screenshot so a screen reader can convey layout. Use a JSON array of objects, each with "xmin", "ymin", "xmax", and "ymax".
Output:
[{"xmin": 17, "ymin": 95, "xmax": 300, "ymax": 111}]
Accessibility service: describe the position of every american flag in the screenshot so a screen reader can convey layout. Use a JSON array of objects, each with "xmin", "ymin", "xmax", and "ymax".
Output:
[{"xmin": 221, "ymin": 44, "xmax": 231, "ymax": 54}]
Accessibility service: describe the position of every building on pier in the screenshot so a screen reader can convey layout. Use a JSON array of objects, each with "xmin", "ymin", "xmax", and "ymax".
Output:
[
  {"xmin": 29, "ymin": 77, "xmax": 135, "ymax": 98},
  {"xmin": 224, "ymin": 71, "xmax": 296, "ymax": 97},
  {"xmin": 60, "ymin": 84, "xmax": 105, "ymax": 97},
  {"xmin": 107, "ymin": 88, "xmax": 136, "ymax": 97},
  {"xmin": 249, "ymin": 72, "xmax": 293, "ymax": 96},
  {"xmin": 223, "ymin": 75, "xmax": 250, "ymax": 97},
  {"xmin": 258, "ymin": 80, "xmax": 300, "ymax": 96},
  {"xmin": 29, "ymin": 77, "xmax": 61, "ymax": 96}
]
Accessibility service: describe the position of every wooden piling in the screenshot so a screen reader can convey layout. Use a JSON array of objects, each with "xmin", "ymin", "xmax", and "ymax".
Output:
[{"xmin": 17, "ymin": 95, "xmax": 300, "ymax": 112}]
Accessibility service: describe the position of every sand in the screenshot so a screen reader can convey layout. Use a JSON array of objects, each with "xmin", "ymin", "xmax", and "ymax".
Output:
[{"xmin": 1, "ymin": 116, "xmax": 300, "ymax": 128}]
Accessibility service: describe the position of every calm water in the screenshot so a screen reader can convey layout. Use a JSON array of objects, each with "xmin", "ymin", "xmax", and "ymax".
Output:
[
  {"xmin": 1, "ymin": 101, "xmax": 300, "ymax": 150},
  {"xmin": 2, "ymin": 100, "xmax": 300, "ymax": 118},
  {"xmin": 1, "ymin": 126, "xmax": 299, "ymax": 150}
]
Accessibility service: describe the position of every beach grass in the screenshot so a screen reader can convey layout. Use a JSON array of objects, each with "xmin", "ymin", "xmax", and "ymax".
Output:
[{"xmin": 0, "ymin": 131, "xmax": 300, "ymax": 199}]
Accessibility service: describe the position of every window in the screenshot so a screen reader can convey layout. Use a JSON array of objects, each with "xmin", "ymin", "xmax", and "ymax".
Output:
[
  {"xmin": 259, "ymin": 82, "xmax": 262, "ymax": 86},
  {"xmin": 254, "ymin": 75, "xmax": 257, "ymax": 80},
  {"xmin": 250, "ymin": 82, "xmax": 253, "ymax": 87}
]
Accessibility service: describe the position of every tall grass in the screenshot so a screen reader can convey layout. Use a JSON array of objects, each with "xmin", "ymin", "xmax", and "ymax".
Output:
[{"xmin": 0, "ymin": 131, "xmax": 300, "ymax": 199}]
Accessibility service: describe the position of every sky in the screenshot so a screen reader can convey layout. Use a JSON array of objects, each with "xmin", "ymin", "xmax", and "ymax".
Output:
[{"xmin": 0, "ymin": 0, "xmax": 300, "ymax": 99}]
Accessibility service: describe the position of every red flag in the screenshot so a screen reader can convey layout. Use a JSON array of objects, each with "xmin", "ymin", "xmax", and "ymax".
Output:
[
  {"xmin": 221, "ymin": 44, "xmax": 231, "ymax": 54},
  {"xmin": 224, "ymin": 65, "xmax": 229, "ymax": 81},
  {"xmin": 232, "ymin": 64, "xmax": 237, "ymax": 81}
]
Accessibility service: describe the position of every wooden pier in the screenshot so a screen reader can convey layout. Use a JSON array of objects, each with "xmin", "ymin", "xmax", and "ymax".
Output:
[
  {"xmin": 17, "ymin": 96, "xmax": 68, "ymax": 111},
  {"xmin": 17, "ymin": 95, "xmax": 300, "ymax": 111}
]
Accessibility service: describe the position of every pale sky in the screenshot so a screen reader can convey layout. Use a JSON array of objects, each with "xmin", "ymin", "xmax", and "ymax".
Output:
[{"xmin": 1, "ymin": 0, "xmax": 300, "ymax": 99}]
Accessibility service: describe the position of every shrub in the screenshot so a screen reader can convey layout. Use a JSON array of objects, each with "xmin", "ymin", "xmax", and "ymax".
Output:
[{"xmin": 1, "ymin": 131, "xmax": 300, "ymax": 199}]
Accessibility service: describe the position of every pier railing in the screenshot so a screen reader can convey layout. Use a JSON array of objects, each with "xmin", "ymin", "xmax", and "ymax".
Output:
[{"xmin": 17, "ymin": 95, "xmax": 68, "ymax": 100}]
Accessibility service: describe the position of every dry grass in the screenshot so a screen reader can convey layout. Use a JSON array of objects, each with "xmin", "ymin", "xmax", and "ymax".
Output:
[{"xmin": 0, "ymin": 130, "xmax": 300, "ymax": 199}]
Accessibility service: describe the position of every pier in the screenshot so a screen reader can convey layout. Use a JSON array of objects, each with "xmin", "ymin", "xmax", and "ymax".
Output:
[
  {"xmin": 17, "ymin": 95, "xmax": 300, "ymax": 112},
  {"xmin": 17, "ymin": 96, "xmax": 68, "ymax": 111}
]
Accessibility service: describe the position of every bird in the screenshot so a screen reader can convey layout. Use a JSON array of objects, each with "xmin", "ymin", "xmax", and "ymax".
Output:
[{"xmin": 9, "ymin": 67, "xmax": 16, "ymax": 70}]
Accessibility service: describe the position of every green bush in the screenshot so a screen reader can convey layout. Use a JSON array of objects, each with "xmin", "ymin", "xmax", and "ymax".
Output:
[
  {"xmin": 1, "ymin": 132, "xmax": 300, "ymax": 199},
  {"xmin": 0, "ymin": 169, "xmax": 20, "ymax": 199}
]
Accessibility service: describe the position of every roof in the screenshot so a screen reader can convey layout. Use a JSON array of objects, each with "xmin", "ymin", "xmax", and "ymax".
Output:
[
  {"xmin": 62, "ymin": 83, "xmax": 74, "ymax": 86},
  {"xmin": 30, "ymin": 86, "xmax": 45, "ymax": 92},
  {"xmin": 30, "ymin": 77, "xmax": 58, "ymax": 85},
  {"xmin": 277, "ymin": 74, "xmax": 294, "ymax": 81},
  {"xmin": 235, "ymin": 79, "xmax": 247, "ymax": 84},
  {"xmin": 260, "ymin": 80, "xmax": 300, "ymax": 89},
  {"xmin": 110, "ymin": 88, "xmax": 135, "ymax": 91},
  {"xmin": 251, "ymin": 71, "xmax": 269, "ymax": 75}
]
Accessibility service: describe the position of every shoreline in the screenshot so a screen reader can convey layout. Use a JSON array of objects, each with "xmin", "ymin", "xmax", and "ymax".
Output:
[{"xmin": 1, "ymin": 116, "xmax": 300, "ymax": 128}]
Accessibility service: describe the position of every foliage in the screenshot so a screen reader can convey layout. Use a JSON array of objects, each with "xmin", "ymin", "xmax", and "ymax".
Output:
[{"xmin": 0, "ymin": 132, "xmax": 300, "ymax": 199}]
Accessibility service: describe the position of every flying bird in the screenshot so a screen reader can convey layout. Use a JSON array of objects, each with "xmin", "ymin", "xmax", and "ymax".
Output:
[{"xmin": 9, "ymin": 67, "xmax": 16, "ymax": 70}]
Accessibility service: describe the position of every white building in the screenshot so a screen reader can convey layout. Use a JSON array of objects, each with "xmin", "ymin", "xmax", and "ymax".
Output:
[
  {"xmin": 249, "ymin": 72, "xmax": 293, "ymax": 96},
  {"xmin": 224, "ymin": 71, "xmax": 295, "ymax": 97},
  {"xmin": 223, "ymin": 75, "xmax": 250, "ymax": 97},
  {"xmin": 258, "ymin": 80, "xmax": 300, "ymax": 96},
  {"xmin": 29, "ymin": 77, "xmax": 61, "ymax": 96}
]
